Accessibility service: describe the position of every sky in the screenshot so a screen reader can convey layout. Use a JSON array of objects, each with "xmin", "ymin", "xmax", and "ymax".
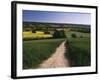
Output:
[{"xmin": 23, "ymin": 10, "xmax": 91, "ymax": 25}]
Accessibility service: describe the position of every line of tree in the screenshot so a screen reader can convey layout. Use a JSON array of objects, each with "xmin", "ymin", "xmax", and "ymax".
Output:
[{"xmin": 53, "ymin": 30, "xmax": 66, "ymax": 38}]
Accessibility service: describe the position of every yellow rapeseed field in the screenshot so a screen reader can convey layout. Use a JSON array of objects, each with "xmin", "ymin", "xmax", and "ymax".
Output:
[{"xmin": 23, "ymin": 31, "xmax": 53, "ymax": 39}]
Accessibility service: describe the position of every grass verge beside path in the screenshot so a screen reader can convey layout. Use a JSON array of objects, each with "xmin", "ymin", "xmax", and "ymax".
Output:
[
  {"xmin": 23, "ymin": 39, "xmax": 65, "ymax": 69},
  {"xmin": 65, "ymin": 37, "xmax": 90, "ymax": 67}
]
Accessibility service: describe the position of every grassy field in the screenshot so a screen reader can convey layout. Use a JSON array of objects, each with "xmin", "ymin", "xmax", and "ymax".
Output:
[
  {"xmin": 23, "ymin": 39, "xmax": 65, "ymax": 69},
  {"xmin": 65, "ymin": 31, "xmax": 90, "ymax": 38},
  {"xmin": 65, "ymin": 31, "xmax": 91, "ymax": 67}
]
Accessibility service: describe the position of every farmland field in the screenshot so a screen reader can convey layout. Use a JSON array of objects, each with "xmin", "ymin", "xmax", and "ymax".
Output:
[
  {"xmin": 65, "ymin": 31, "xmax": 90, "ymax": 38},
  {"xmin": 23, "ymin": 39, "xmax": 65, "ymax": 69},
  {"xmin": 23, "ymin": 21, "xmax": 91, "ymax": 68},
  {"xmin": 22, "ymin": 10, "xmax": 92, "ymax": 69},
  {"xmin": 65, "ymin": 31, "xmax": 90, "ymax": 66}
]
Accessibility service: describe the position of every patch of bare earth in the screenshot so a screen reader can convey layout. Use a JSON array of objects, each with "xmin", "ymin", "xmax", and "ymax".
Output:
[{"xmin": 39, "ymin": 40, "xmax": 69, "ymax": 68}]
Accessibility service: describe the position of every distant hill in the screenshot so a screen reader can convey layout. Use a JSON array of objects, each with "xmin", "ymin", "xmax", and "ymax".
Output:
[{"xmin": 23, "ymin": 22, "xmax": 90, "ymax": 29}]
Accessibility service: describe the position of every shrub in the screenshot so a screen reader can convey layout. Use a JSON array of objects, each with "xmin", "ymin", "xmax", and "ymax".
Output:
[
  {"xmin": 80, "ymin": 35, "xmax": 83, "ymax": 38},
  {"xmin": 44, "ymin": 31, "xmax": 50, "ymax": 34},
  {"xmin": 53, "ymin": 30, "xmax": 66, "ymax": 38},
  {"xmin": 60, "ymin": 30, "xmax": 66, "ymax": 38},
  {"xmin": 71, "ymin": 33, "xmax": 77, "ymax": 38},
  {"xmin": 32, "ymin": 30, "xmax": 36, "ymax": 33}
]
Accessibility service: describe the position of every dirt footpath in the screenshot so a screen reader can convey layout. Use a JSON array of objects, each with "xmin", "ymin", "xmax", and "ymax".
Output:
[{"xmin": 39, "ymin": 41, "xmax": 69, "ymax": 68}]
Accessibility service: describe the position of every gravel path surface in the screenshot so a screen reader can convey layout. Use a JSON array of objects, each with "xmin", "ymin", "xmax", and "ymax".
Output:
[{"xmin": 39, "ymin": 41, "xmax": 69, "ymax": 68}]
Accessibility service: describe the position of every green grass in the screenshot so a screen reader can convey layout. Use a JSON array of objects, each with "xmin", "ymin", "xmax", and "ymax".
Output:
[
  {"xmin": 65, "ymin": 31, "xmax": 90, "ymax": 38},
  {"xmin": 23, "ymin": 39, "xmax": 65, "ymax": 69},
  {"xmin": 65, "ymin": 31, "xmax": 91, "ymax": 67},
  {"xmin": 69, "ymin": 38, "xmax": 90, "ymax": 51}
]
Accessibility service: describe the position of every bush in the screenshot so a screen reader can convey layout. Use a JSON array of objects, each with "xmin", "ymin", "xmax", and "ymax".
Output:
[
  {"xmin": 60, "ymin": 30, "xmax": 66, "ymax": 38},
  {"xmin": 53, "ymin": 30, "xmax": 66, "ymax": 38},
  {"xmin": 32, "ymin": 30, "xmax": 36, "ymax": 33},
  {"xmin": 71, "ymin": 33, "xmax": 77, "ymax": 38},
  {"xmin": 80, "ymin": 35, "xmax": 83, "ymax": 38},
  {"xmin": 44, "ymin": 31, "xmax": 50, "ymax": 34}
]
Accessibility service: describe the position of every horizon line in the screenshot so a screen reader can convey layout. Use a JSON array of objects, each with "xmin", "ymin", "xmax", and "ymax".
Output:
[{"xmin": 23, "ymin": 21, "xmax": 91, "ymax": 26}]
